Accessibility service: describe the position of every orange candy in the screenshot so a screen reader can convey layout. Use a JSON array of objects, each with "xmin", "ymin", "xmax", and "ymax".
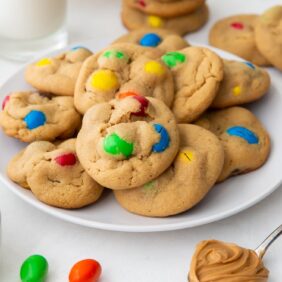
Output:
[
  {"xmin": 69, "ymin": 259, "xmax": 102, "ymax": 282},
  {"xmin": 117, "ymin": 91, "xmax": 139, "ymax": 99}
]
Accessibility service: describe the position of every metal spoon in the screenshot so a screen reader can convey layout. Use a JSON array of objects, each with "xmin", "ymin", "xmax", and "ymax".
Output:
[{"xmin": 255, "ymin": 225, "xmax": 282, "ymax": 259}]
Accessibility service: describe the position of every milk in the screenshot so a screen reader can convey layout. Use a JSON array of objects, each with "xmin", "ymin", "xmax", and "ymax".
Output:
[{"xmin": 0, "ymin": 0, "xmax": 67, "ymax": 40}]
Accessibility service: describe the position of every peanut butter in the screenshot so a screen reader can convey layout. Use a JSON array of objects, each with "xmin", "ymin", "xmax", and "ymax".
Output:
[{"xmin": 188, "ymin": 240, "xmax": 269, "ymax": 282}]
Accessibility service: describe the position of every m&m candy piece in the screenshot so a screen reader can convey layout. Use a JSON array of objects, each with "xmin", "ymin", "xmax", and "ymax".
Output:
[
  {"xmin": 55, "ymin": 153, "xmax": 77, "ymax": 166},
  {"xmin": 230, "ymin": 22, "xmax": 244, "ymax": 30},
  {"xmin": 117, "ymin": 91, "xmax": 137, "ymax": 99},
  {"xmin": 226, "ymin": 126, "xmax": 259, "ymax": 144},
  {"xmin": 104, "ymin": 133, "xmax": 134, "ymax": 158},
  {"xmin": 162, "ymin": 52, "xmax": 186, "ymax": 68},
  {"xmin": 20, "ymin": 254, "xmax": 48, "ymax": 282},
  {"xmin": 2, "ymin": 95, "xmax": 10, "ymax": 110},
  {"xmin": 103, "ymin": 50, "xmax": 127, "ymax": 60},
  {"xmin": 232, "ymin": 86, "xmax": 241, "ymax": 97},
  {"xmin": 140, "ymin": 33, "xmax": 161, "ymax": 47},
  {"xmin": 152, "ymin": 124, "xmax": 170, "ymax": 153},
  {"xmin": 244, "ymin": 62, "xmax": 255, "ymax": 70},
  {"xmin": 24, "ymin": 110, "xmax": 46, "ymax": 130},
  {"xmin": 35, "ymin": 58, "xmax": 52, "ymax": 67},
  {"xmin": 131, "ymin": 95, "xmax": 149, "ymax": 117},
  {"xmin": 69, "ymin": 259, "xmax": 102, "ymax": 282},
  {"xmin": 138, "ymin": 0, "xmax": 146, "ymax": 7},
  {"xmin": 144, "ymin": 61, "xmax": 165, "ymax": 75},
  {"xmin": 90, "ymin": 70, "xmax": 120, "ymax": 92},
  {"xmin": 147, "ymin": 16, "xmax": 164, "ymax": 28},
  {"xmin": 71, "ymin": 46, "xmax": 87, "ymax": 51},
  {"xmin": 177, "ymin": 150, "xmax": 194, "ymax": 163}
]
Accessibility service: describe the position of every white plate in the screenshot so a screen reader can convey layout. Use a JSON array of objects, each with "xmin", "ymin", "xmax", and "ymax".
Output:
[{"xmin": 0, "ymin": 41, "xmax": 281, "ymax": 232}]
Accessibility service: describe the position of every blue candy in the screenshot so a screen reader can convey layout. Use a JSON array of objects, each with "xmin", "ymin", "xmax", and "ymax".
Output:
[
  {"xmin": 71, "ymin": 46, "xmax": 87, "ymax": 51},
  {"xmin": 152, "ymin": 124, "xmax": 170, "ymax": 153},
  {"xmin": 226, "ymin": 126, "xmax": 259, "ymax": 144},
  {"xmin": 24, "ymin": 110, "xmax": 46, "ymax": 130},
  {"xmin": 244, "ymin": 62, "xmax": 255, "ymax": 70},
  {"xmin": 139, "ymin": 33, "xmax": 162, "ymax": 47}
]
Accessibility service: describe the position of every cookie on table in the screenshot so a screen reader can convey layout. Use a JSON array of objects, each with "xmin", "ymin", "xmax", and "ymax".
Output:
[
  {"xmin": 211, "ymin": 60, "xmax": 271, "ymax": 109},
  {"xmin": 255, "ymin": 6, "xmax": 282, "ymax": 71},
  {"xmin": 121, "ymin": 2, "xmax": 209, "ymax": 36},
  {"xmin": 0, "ymin": 91, "xmax": 81, "ymax": 142},
  {"xmin": 113, "ymin": 28, "xmax": 189, "ymax": 52},
  {"xmin": 74, "ymin": 43, "xmax": 174, "ymax": 114},
  {"xmin": 114, "ymin": 124, "xmax": 224, "ymax": 217},
  {"xmin": 25, "ymin": 47, "xmax": 92, "ymax": 96},
  {"xmin": 76, "ymin": 94, "xmax": 180, "ymax": 190},
  {"xmin": 209, "ymin": 15, "xmax": 270, "ymax": 66},
  {"xmin": 8, "ymin": 139, "xmax": 104, "ymax": 209},
  {"xmin": 123, "ymin": 0, "xmax": 205, "ymax": 18},
  {"xmin": 161, "ymin": 47, "xmax": 224, "ymax": 122},
  {"xmin": 195, "ymin": 107, "xmax": 271, "ymax": 182}
]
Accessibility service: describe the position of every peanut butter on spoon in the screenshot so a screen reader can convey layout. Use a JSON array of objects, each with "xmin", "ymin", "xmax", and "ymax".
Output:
[{"xmin": 188, "ymin": 225, "xmax": 282, "ymax": 282}]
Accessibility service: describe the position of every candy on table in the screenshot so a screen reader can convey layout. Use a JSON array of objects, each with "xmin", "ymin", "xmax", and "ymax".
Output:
[
  {"xmin": 20, "ymin": 254, "xmax": 48, "ymax": 282},
  {"xmin": 69, "ymin": 259, "xmax": 102, "ymax": 282}
]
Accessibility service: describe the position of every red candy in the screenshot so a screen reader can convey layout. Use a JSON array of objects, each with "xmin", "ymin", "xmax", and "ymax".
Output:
[
  {"xmin": 230, "ymin": 22, "xmax": 244, "ymax": 30},
  {"xmin": 2, "ymin": 95, "xmax": 10, "ymax": 110},
  {"xmin": 138, "ymin": 0, "xmax": 146, "ymax": 7},
  {"xmin": 132, "ymin": 95, "xmax": 149, "ymax": 117},
  {"xmin": 55, "ymin": 153, "xmax": 77, "ymax": 166},
  {"xmin": 69, "ymin": 259, "xmax": 102, "ymax": 282}
]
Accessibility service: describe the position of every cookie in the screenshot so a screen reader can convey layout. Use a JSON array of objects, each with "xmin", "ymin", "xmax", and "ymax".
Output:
[
  {"xmin": 255, "ymin": 6, "xmax": 282, "ymax": 71},
  {"xmin": 209, "ymin": 15, "xmax": 270, "ymax": 66},
  {"xmin": 211, "ymin": 60, "xmax": 271, "ymax": 109},
  {"xmin": 0, "ymin": 91, "xmax": 81, "ymax": 142},
  {"xmin": 124, "ymin": 0, "xmax": 205, "ymax": 18},
  {"xmin": 25, "ymin": 47, "xmax": 92, "ymax": 96},
  {"xmin": 74, "ymin": 43, "xmax": 174, "ymax": 114},
  {"xmin": 161, "ymin": 47, "xmax": 224, "ymax": 122},
  {"xmin": 188, "ymin": 240, "xmax": 269, "ymax": 282},
  {"xmin": 76, "ymin": 94, "xmax": 180, "ymax": 190},
  {"xmin": 121, "ymin": 2, "xmax": 209, "ymax": 36},
  {"xmin": 113, "ymin": 28, "xmax": 189, "ymax": 52},
  {"xmin": 195, "ymin": 107, "xmax": 271, "ymax": 182},
  {"xmin": 114, "ymin": 124, "xmax": 224, "ymax": 217},
  {"xmin": 8, "ymin": 139, "xmax": 104, "ymax": 209}
]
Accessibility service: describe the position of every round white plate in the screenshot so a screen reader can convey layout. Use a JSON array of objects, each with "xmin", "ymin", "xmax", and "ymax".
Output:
[{"xmin": 0, "ymin": 41, "xmax": 281, "ymax": 232}]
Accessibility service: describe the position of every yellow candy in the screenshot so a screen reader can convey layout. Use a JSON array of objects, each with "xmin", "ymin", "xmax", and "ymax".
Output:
[
  {"xmin": 90, "ymin": 70, "xmax": 119, "ymax": 92},
  {"xmin": 36, "ymin": 58, "xmax": 52, "ymax": 67},
  {"xmin": 232, "ymin": 86, "xmax": 241, "ymax": 96},
  {"xmin": 144, "ymin": 61, "xmax": 165, "ymax": 76},
  {"xmin": 147, "ymin": 16, "xmax": 164, "ymax": 28},
  {"xmin": 177, "ymin": 150, "xmax": 194, "ymax": 163}
]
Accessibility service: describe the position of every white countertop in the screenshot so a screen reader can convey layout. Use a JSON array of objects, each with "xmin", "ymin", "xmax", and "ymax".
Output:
[{"xmin": 0, "ymin": 0, "xmax": 281, "ymax": 281}]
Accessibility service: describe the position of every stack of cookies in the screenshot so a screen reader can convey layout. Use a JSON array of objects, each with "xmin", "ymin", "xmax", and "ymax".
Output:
[
  {"xmin": 121, "ymin": 0, "xmax": 209, "ymax": 35},
  {"xmin": 209, "ymin": 5, "xmax": 282, "ymax": 70},
  {"xmin": 0, "ymin": 34, "xmax": 271, "ymax": 217}
]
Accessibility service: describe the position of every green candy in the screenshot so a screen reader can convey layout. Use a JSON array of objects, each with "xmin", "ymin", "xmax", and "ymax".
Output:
[
  {"xmin": 162, "ymin": 52, "xmax": 186, "ymax": 68},
  {"xmin": 143, "ymin": 181, "xmax": 156, "ymax": 191},
  {"xmin": 104, "ymin": 133, "xmax": 134, "ymax": 158},
  {"xmin": 103, "ymin": 50, "xmax": 127, "ymax": 60},
  {"xmin": 20, "ymin": 255, "xmax": 48, "ymax": 282}
]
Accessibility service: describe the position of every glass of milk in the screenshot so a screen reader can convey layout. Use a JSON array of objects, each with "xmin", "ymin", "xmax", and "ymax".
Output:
[{"xmin": 0, "ymin": 0, "xmax": 68, "ymax": 62}]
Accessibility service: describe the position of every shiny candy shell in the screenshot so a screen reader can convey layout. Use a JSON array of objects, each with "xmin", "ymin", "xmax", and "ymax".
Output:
[
  {"xmin": 226, "ymin": 126, "xmax": 259, "ymax": 144},
  {"xmin": 24, "ymin": 110, "xmax": 46, "ymax": 130},
  {"xmin": 20, "ymin": 254, "xmax": 48, "ymax": 282},
  {"xmin": 152, "ymin": 124, "xmax": 170, "ymax": 153},
  {"xmin": 55, "ymin": 153, "xmax": 77, "ymax": 166},
  {"xmin": 139, "ymin": 33, "xmax": 162, "ymax": 47},
  {"xmin": 69, "ymin": 259, "xmax": 102, "ymax": 282}
]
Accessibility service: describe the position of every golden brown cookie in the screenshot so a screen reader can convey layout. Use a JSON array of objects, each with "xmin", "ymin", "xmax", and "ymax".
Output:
[
  {"xmin": 0, "ymin": 91, "xmax": 81, "ymax": 142},
  {"xmin": 76, "ymin": 95, "xmax": 179, "ymax": 190},
  {"xmin": 121, "ymin": 2, "xmax": 209, "ymax": 36},
  {"xmin": 113, "ymin": 28, "xmax": 189, "ymax": 52},
  {"xmin": 114, "ymin": 124, "xmax": 224, "ymax": 217},
  {"xmin": 209, "ymin": 15, "xmax": 270, "ymax": 66},
  {"xmin": 211, "ymin": 60, "xmax": 271, "ymax": 109},
  {"xmin": 8, "ymin": 139, "xmax": 104, "ymax": 209},
  {"xmin": 161, "ymin": 47, "xmax": 224, "ymax": 122},
  {"xmin": 25, "ymin": 47, "xmax": 92, "ymax": 96},
  {"xmin": 255, "ymin": 6, "xmax": 282, "ymax": 71},
  {"xmin": 124, "ymin": 0, "xmax": 205, "ymax": 18},
  {"xmin": 74, "ymin": 43, "xmax": 174, "ymax": 114},
  {"xmin": 195, "ymin": 107, "xmax": 271, "ymax": 182}
]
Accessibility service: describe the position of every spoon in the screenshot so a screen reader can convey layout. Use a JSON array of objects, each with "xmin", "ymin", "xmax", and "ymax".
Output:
[{"xmin": 255, "ymin": 225, "xmax": 282, "ymax": 259}]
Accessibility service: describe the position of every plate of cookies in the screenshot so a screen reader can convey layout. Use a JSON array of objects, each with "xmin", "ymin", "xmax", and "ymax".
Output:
[{"xmin": 0, "ymin": 32, "xmax": 281, "ymax": 232}]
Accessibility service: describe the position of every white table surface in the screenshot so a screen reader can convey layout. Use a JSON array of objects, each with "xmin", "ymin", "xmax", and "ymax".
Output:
[{"xmin": 0, "ymin": 0, "xmax": 281, "ymax": 281}]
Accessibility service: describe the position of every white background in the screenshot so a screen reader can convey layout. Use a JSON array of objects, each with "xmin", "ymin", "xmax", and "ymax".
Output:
[{"xmin": 0, "ymin": 0, "xmax": 281, "ymax": 281}]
